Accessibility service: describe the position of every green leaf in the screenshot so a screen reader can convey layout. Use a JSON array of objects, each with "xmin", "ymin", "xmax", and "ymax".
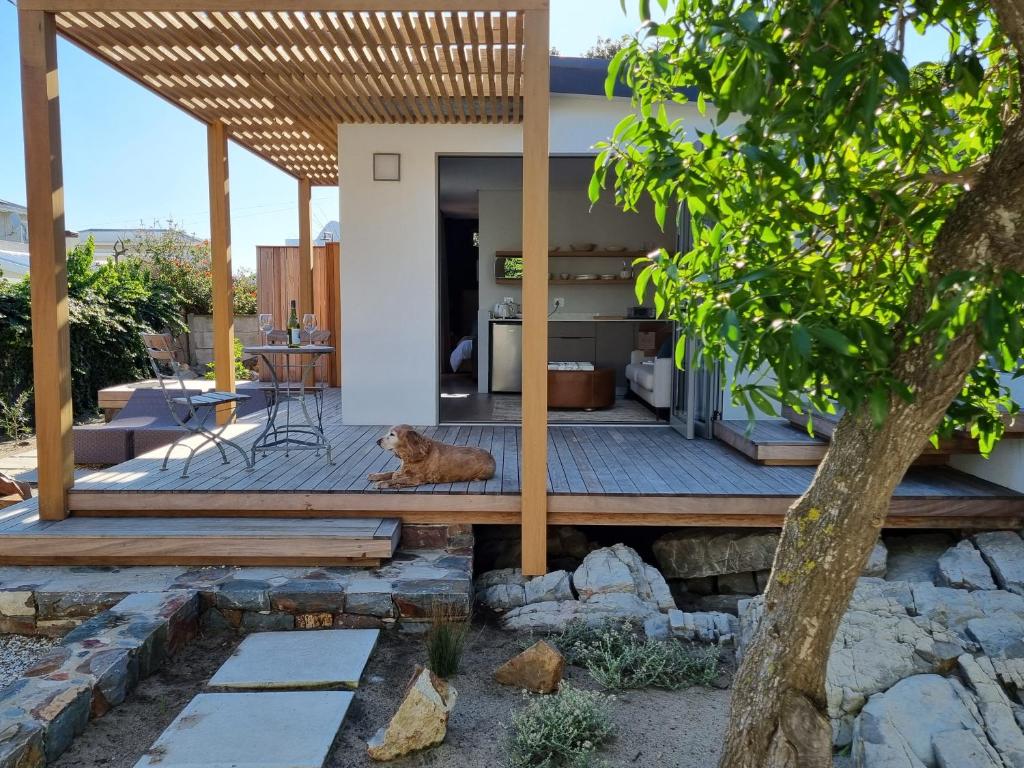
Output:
[
  {"xmin": 868, "ymin": 388, "xmax": 889, "ymax": 427},
  {"xmin": 808, "ymin": 326, "xmax": 858, "ymax": 356}
]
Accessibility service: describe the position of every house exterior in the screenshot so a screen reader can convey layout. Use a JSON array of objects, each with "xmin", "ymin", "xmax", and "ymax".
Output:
[
  {"xmin": 0, "ymin": 199, "xmax": 30, "ymax": 280},
  {"xmin": 11, "ymin": 2, "xmax": 1023, "ymax": 573},
  {"xmin": 70, "ymin": 227, "xmax": 203, "ymax": 263}
]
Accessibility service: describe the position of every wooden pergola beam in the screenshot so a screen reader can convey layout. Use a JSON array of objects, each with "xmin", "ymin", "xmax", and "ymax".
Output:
[
  {"xmin": 19, "ymin": 8, "xmax": 74, "ymax": 521},
  {"xmin": 519, "ymin": 5, "xmax": 548, "ymax": 576},
  {"xmin": 207, "ymin": 120, "xmax": 236, "ymax": 424},
  {"xmin": 21, "ymin": 0, "xmax": 548, "ymax": 11}
]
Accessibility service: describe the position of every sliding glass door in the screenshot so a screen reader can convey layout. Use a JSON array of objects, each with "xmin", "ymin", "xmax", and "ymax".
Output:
[{"xmin": 669, "ymin": 203, "xmax": 721, "ymax": 439}]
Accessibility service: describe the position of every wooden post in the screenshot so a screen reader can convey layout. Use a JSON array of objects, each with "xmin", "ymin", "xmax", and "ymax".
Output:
[
  {"xmin": 207, "ymin": 121, "xmax": 235, "ymax": 424},
  {"xmin": 298, "ymin": 177, "xmax": 314, "ymax": 319},
  {"xmin": 519, "ymin": 7, "xmax": 550, "ymax": 576},
  {"xmin": 19, "ymin": 9, "xmax": 73, "ymax": 520}
]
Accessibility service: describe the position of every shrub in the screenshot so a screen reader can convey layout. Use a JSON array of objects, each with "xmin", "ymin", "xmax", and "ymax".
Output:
[
  {"xmin": 204, "ymin": 338, "xmax": 250, "ymax": 382},
  {"xmin": 552, "ymin": 620, "xmax": 720, "ymax": 691},
  {"xmin": 0, "ymin": 237, "xmax": 185, "ymax": 417},
  {"xmin": 0, "ymin": 389, "xmax": 32, "ymax": 443},
  {"xmin": 425, "ymin": 600, "xmax": 469, "ymax": 678},
  {"xmin": 503, "ymin": 684, "xmax": 615, "ymax": 768}
]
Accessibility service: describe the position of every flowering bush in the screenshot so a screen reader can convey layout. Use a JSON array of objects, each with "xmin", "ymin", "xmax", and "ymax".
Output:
[{"xmin": 503, "ymin": 684, "xmax": 615, "ymax": 768}]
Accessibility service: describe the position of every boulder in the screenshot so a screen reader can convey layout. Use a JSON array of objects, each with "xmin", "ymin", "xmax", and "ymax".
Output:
[
  {"xmin": 572, "ymin": 544, "xmax": 674, "ymax": 611},
  {"xmin": 957, "ymin": 654, "xmax": 1024, "ymax": 767},
  {"xmin": 475, "ymin": 569, "xmax": 527, "ymax": 612},
  {"xmin": 863, "ymin": 541, "xmax": 888, "ymax": 578},
  {"xmin": 974, "ymin": 532, "xmax": 1024, "ymax": 595},
  {"xmin": 716, "ymin": 572, "xmax": 757, "ymax": 595},
  {"xmin": 476, "ymin": 584, "xmax": 526, "ymax": 613},
  {"xmin": 493, "ymin": 640, "xmax": 564, "ymax": 694},
  {"xmin": 524, "ymin": 570, "xmax": 573, "ymax": 605},
  {"xmin": 828, "ymin": 605, "xmax": 964, "ymax": 745},
  {"xmin": 366, "ymin": 667, "xmax": 457, "ymax": 761},
  {"xmin": 652, "ymin": 530, "xmax": 778, "ymax": 579},
  {"xmin": 668, "ymin": 610, "xmax": 737, "ymax": 644},
  {"xmin": 884, "ymin": 532, "xmax": 954, "ymax": 583},
  {"xmin": 739, "ymin": 578, "xmax": 965, "ymax": 746},
  {"xmin": 937, "ymin": 540, "xmax": 997, "ymax": 591},
  {"xmin": 501, "ymin": 594, "xmax": 658, "ymax": 633},
  {"xmin": 852, "ymin": 674, "xmax": 999, "ymax": 768}
]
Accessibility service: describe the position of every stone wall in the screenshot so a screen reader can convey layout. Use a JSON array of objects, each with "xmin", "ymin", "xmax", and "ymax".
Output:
[{"xmin": 185, "ymin": 313, "xmax": 259, "ymax": 369}]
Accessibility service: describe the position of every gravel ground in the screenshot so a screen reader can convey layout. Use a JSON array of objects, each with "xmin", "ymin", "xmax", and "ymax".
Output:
[
  {"xmin": 45, "ymin": 624, "xmax": 734, "ymax": 768},
  {"xmin": 0, "ymin": 634, "xmax": 61, "ymax": 688},
  {"xmin": 331, "ymin": 625, "xmax": 733, "ymax": 768}
]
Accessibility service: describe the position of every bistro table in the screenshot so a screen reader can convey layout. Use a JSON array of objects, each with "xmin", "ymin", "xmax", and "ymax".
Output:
[{"xmin": 242, "ymin": 344, "xmax": 335, "ymax": 465}]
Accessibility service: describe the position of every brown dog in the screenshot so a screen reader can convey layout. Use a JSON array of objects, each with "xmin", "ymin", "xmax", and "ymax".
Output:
[{"xmin": 369, "ymin": 425, "xmax": 496, "ymax": 489}]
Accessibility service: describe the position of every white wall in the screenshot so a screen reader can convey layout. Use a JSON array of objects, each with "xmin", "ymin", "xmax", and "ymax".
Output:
[{"xmin": 338, "ymin": 94, "xmax": 716, "ymax": 426}]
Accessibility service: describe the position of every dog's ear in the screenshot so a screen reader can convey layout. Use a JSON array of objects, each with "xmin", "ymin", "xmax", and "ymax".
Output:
[{"xmin": 396, "ymin": 426, "xmax": 430, "ymax": 462}]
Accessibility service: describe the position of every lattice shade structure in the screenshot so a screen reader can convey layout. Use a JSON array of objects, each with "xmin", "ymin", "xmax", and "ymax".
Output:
[{"xmin": 54, "ymin": 8, "xmax": 527, "ymax": 185}]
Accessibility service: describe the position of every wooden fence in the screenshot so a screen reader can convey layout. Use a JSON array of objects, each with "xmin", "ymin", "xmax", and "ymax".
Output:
[{"xmin": 256, "ymin": 243, "xmax": 341, "ymax": 386}]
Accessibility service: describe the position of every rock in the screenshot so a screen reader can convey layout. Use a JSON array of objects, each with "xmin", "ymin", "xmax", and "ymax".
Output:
[
  {"xmin": 852, "ymin": 674, "xmax": 998, "ymax": 768},
  {"xmin": 716, "ymin": 572, "xmax": 757, "ymax": 595},
  {"xmin": 741, "ymin": 578, "xmax": 965, "ymax": 747},
  {"xmin": 911, "ymin": 583, "xmax": 986, "ymax": 636},
  {"xmin": 475, "ymin": 568, "xmax": 526, "ymax": 591},
  {"xmin": 500, "ymin": 600, "xmax": 585, "ymax": 632},
  {"xmin": 345, "ymin": 579, "xmax": 396, "ymax": 618},
  {"xmin": 932, "ymin": 729, "xmax": 1003, "ymax": 768},
  {"xmin": 493, "ymin": 641, "xmax": 564, "ymax": 693},
  {"xmin": 501, "ymin": 593, "xmax": 658, "ymax": 633},
  {"xmin": 476, "ymin": 584, "xmax": 526, "ymax": 612},
  {"xmin": 863, "ymin": 541, "xmax": 888, "ymax": 578},
  {"xmin": 884, "ymin": 532, "xmax": 954, "ymax": 583},
  {"xmin": 974, "ymin": 532, "xmax": 1024, "ymax": 595},
  {"xmin": 553, "ymin": 527, "xmax": 593, "ymax": 561},
  {"xmin": 937, "ymin": 540, "xmax": 997, "ymax": 591},
  {"xmin": 643, "ymin": 613, "xmax": 670, "ymax": 640},
  {"xmin": 828, "ymin": 604, "xmax": 964, "ymax": 746},
  {"xmin": 572, "ymin": 545, "xmax": 674, "ymax": 610},
  {"xmin": 366, "ymin": 667, "xmax": 457, "ymax": 761},
  {"xmin": 524, "ymin": 571, "xmax": 573, "ymax": 605},
  {"xmin": 668, "ymin": 610, "xmax": 737, "ymax": 644},
  {"xmin": 652, "ymin": 530, "xmax": 778, "ymax": 578},
  {"xmin": 957, "ymin": 654, "xmax": 1024, "ymax": 767},
  {"xmin": 691, "ymin": 595, "xmax": 746, "ymax": 615}
]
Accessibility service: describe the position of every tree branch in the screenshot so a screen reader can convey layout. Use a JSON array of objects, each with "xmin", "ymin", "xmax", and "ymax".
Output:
[{"xmin": 990, "ymin": 0, "xmax": 1024, "ymax": 89}]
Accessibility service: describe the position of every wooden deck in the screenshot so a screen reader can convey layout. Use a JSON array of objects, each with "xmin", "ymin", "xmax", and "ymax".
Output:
[
  {"xmin": 62, "ymin": 395, "xmax": 1024, "ymax": 529},
  {"xmin": 0, "ymin": 501, "xmax": 400, "ymax": 565}
]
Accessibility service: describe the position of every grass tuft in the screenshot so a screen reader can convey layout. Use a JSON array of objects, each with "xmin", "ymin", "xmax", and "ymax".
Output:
[
  {"xmin": 425, "ymin": 599, "xmax": 469, "ymax": 678},
  {"xmin": 503, "ymin": 684, "xmax": 615, "ymax": 768},
  {"xmin": 551, "ymin": 619, "xmax": 720, "ymax": 691}
]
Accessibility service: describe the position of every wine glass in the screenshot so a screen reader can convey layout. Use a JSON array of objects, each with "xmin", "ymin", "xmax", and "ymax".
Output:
[
  {"xmin": 302, "ymin": 313, "xmax": 317, "ymax": 344},
  {"xmin": 258, "ymin": 313, "xmax": 273, "ymax": 345}
]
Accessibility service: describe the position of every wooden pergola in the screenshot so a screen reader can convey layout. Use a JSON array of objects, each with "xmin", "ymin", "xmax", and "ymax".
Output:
[{"xmin": 17, "ymin": 0, "xmax": 552, "ymax": 573}]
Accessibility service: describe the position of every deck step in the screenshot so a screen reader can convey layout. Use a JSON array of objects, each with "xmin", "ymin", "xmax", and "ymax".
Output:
[
  {"xmin": 0, "ymin": 509, "xmax": 400, "ymax": 566},
  {"xmin": 713, "ymin": 420, "xmax": 829, "ymax": 466},
  {"xmin": 780, "ymin": 406, "xmax": 981, "ymax": 455}
]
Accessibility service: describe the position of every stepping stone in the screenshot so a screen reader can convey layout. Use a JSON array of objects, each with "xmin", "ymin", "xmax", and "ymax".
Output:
[
  {"xmin": 135, "ymin": 691, "xmax": 352, "ymax": 768},
  {"xmin": 208, "ymin": 629, "xmax": 378, "ymax": 690}
]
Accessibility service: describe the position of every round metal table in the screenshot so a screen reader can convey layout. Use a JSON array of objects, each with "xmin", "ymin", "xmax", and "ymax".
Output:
[{"xmin": 242, "ymin": 344, "xmax": 335, "ymax": 465}]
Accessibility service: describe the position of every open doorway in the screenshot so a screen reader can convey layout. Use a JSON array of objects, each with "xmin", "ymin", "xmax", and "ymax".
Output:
[{"xmin": 437, "ymin": 155, "xmax": 675, "ymax": 425}]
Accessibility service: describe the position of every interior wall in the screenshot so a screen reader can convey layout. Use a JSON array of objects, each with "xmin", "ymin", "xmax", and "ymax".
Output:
[{"xmin": 338, "ymin": 95, "xmax": 716, "ymax": 426}]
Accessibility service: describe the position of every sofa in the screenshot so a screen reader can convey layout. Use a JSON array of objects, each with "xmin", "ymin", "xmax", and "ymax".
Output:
[{"xmin": 625, "ymin": 350, "xmax": 672, "ymax": 409}]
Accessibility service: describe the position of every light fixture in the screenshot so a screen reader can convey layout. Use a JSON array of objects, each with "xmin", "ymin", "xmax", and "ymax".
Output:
[{"xmin": 372, "ymin": 153, "xmax": 401, "ymax": 181}]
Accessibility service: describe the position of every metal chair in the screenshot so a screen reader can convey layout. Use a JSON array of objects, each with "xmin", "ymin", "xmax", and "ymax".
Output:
[{"xmin": 140, "ymin": 333, "xmax": 253, "ymax": 478}]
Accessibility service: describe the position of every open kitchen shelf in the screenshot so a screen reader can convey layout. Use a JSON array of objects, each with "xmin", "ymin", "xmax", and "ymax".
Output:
[
  {"xmin": 495, "ymin": 277, "xmax": 634, "ymax": 285},
  {"xmin": 495, "ymin": 250, "xmax": 647, "ymax": 259}
]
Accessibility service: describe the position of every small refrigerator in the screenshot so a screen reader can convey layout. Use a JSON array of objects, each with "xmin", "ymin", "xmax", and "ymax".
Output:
[{"xmin": 490, "ymin": 321, "xmax": 523, "ymax": 393}]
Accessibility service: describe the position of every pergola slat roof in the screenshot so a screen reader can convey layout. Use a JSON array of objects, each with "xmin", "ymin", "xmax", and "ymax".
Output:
[{"xmin": 52, "ymin": 6, "xmax": 531, "ymax": 185}]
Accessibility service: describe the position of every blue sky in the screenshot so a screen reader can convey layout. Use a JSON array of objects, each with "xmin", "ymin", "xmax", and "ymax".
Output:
[{"xmin": 0, "ymin": 1, "xmax": 947, "ymax": 271}]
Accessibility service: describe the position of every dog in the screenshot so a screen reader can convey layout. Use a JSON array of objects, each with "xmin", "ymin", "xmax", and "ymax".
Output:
[{"xmin": 369, "ymin": 424, "xmax": 496, "ymax": 489}]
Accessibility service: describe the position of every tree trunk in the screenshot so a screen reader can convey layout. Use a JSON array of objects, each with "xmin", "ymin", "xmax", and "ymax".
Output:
[{"xmin": 719, "ymin": 109, "xmax": 1024, "ymax": 768}]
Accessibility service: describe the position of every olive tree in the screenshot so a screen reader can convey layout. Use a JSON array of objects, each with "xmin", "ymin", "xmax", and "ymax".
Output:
[{"xmin": 592, "ymin": 1, "xmax": 1024, "ymax": 765}]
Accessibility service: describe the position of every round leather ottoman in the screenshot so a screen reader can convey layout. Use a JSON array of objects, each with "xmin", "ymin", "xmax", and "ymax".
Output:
[{"xmin": 547, "ymin": 368, "xmax": 616, "ymax": 410}]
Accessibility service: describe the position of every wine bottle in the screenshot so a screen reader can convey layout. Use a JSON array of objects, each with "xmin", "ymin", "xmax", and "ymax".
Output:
[{"xmin": 287, "ymin": 300, "xmax": 301, "ymax": 347}]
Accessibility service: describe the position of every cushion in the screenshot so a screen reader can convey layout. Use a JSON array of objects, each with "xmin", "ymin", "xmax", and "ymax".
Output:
[{"xmin": 632, "ymin": 363, "xmax": 657, "ymax": 391}]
